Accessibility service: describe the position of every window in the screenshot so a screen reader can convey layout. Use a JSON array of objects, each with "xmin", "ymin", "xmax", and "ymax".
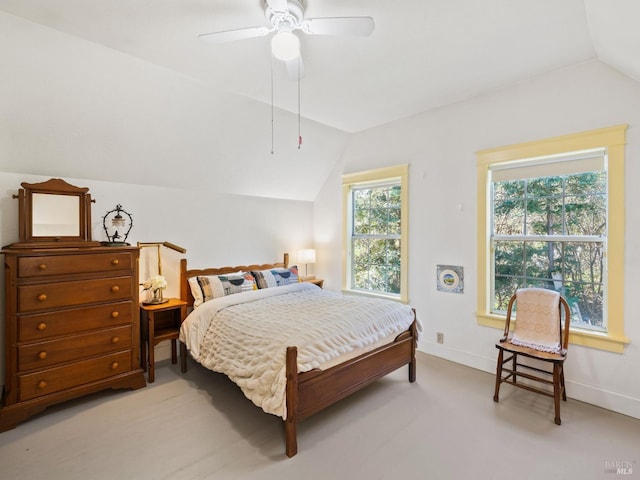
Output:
[
  {"xmin": 477, "ymin": 125, "xmax": 628, "ymax": 353},
  {"xmin": 342, "ymin": 165, "xmax": 408, "ymax": 302},
  {"xmin": 491, "ymin": 151, "xmax": 607, "ymax": 331}
]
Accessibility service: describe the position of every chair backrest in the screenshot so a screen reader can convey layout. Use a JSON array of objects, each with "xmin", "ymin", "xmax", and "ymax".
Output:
[{"xmin": 502, "ymin": 288, "xmax": 571, "ymax": 354}]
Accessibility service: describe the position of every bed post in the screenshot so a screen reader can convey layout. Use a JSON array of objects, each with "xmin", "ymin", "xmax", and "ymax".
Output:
[
  {"xmin": 284, "ymin": 252, "xmax": 289, "ymax": 268},
  {"xmin": 180, "ymin": 258, "xmax": 188, "ymax": 302},
  {"xmin": 409, "ymin": 310, "xmax": 417, "ymax": 383},
  {"xmin": 285, "ymin": 346, "xmax": 298, "ymax": 457},
  {"xmin": 179, "ymin": 258, "xmax": 189, "ymax": 372}
]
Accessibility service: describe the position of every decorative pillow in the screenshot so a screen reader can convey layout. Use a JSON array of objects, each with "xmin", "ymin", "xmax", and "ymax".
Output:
[
  {"xmin": 188, "ymin": 276, "xmax": 205, "ymax": 307},
  {"xmin": 251, "ymin": 269, "xmax": 279, "ymax": 289},
  {"xmin": 190, "ymin": 272, "xmax": 256, "ymax": 306},
  {"xmin": 271, "ymin": 265, "xmax": 300, "ymax": 286}
]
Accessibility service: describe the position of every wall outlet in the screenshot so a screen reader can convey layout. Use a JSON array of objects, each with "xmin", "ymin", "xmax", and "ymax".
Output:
[{"xmin": 436, "ymin": 332, "xmax": 444, "ymax": 344}]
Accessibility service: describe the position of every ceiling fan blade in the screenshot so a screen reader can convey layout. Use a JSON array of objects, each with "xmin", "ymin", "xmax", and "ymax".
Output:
[
  {"xmin": 285, "ymin": 56, "xmax": 305, "ymax": 80},
  {"xmin": 265, "ymin": 0, "xmax": 289, "ymax": 13},
  {"xmin": 198, "ymin": 26, "xmax": 271, "ymax": 44},
  {"xmin": 301, "ymin": 17, "xmax": 375, "ymax": 36}
]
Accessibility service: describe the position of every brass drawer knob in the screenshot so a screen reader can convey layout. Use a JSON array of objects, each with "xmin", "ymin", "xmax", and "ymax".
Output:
[
  {"xmin": 37, "ymin": 322, "xmax": 47, "ymax": 331},
  {"xmin": 37, "ymin": 293, "xmax": 47, "ymax": 302},
  {"xmin": 111, "ymin": 285, "xmax": 120, "ymax": 293},
  {"xmin": 37, "ymin": 380, "xmax": 47, "ymax": 389},
  {"xmin": 111, "ymin": 259, "xmax": 120, "ymax": 266},
  {"xmin": 38, "ymin": 263, "xmax": 47, "ymax": 270},
  {"xmin": 111, "ymin": 336, "xmax": 120, "ymax": 344},
  {"xmin": 111, "ymin": 362, "xmax": 119, "ymax": 370},
  {"xmin": 111, "ymin": 311, "xmax": 119, "ymax": 318},
  {"xmin": 38, "ymin": 351, "xmax": 47, "ymax": 360}
]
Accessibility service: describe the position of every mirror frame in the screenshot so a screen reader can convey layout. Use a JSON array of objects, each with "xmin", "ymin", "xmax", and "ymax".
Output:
[{"xmin": 14, "ymin": 178, "xmax": 99, "ymax": 248}]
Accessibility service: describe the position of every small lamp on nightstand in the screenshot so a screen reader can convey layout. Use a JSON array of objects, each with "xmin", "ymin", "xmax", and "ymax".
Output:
[
  {"xmin": 297, "ymin": 248, "xmax": 316, "ymax": 280},
  {"xmin": 138, "ymin": 241, "xmax": 187, "ymax": 305}
]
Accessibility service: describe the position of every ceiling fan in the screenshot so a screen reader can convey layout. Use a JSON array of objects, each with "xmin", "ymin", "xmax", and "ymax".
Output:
[{"xmin": 198, "ymin": 0, "xmax": 375, "ymax": 78}]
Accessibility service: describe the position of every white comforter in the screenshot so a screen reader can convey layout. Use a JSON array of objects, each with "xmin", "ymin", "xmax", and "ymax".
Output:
[{"xmin": 179, "ymin": 282, "xmax": 417, "ymax": 418}]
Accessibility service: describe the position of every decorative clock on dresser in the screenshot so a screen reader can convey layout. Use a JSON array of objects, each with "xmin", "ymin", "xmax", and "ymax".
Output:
[{"xmin": 0, "ymin": 178, "xmax": 146, "ymax": 432}]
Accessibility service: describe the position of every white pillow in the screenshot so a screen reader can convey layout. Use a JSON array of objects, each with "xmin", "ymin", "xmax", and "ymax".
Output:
[{"xmin": 188, "ymin": 276, "xmax": 205, "ymax": 308}]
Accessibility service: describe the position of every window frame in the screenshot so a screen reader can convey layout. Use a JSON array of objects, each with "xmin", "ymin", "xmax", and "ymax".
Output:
[
  {"xmin": 476, "ymin": 125, "xmax": 629, "ymax": 353},
  {"xmin": 342, "ymin": 164, "xmax": 409, "ymax": 303}
]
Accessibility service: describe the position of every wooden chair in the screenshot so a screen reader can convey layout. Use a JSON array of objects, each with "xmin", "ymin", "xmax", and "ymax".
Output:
[{"xmin": 493, "ymin": 288, "xmax": 571, "ymax": 425}]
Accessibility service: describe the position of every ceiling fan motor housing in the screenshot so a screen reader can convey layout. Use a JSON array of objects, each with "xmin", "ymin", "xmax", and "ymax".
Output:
[{"xmin": 265, "ymin": 0, "xmax": 304, "ymax": 32}]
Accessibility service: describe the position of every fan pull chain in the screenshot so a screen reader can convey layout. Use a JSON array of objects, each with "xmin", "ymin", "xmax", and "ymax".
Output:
[
  {"xmin": 297, "ymin": 56, "xmax": 302, "ymax": 150},
  {"xmin": 271, "ymin": 54, "xmax": 275, "ymax": 155}
]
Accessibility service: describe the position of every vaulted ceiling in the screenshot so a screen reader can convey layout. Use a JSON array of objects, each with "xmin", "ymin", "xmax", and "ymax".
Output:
[{"xmin": 1, "ymin": 0, "xmax": 639, "ymax": 134}]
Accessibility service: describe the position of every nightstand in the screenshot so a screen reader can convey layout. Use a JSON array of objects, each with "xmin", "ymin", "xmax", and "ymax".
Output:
[
  {"xmin": 140, "ymin": 298, "xmax": 187, "ymax": 383},
  {"xmin": 304, "ymin": 278, "xmax": 324, "ymax": 289}
]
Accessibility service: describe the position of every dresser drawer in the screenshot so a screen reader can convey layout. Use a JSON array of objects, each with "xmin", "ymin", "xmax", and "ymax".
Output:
[
  {"xmin": 18, "ymin": 351, "xmax": 133, "ymax": 401},
  {"xmin": 18, "ymin": 252, "xmax": 133, "ymax": 278},
  {"xmin": 18, "ymin": 301, "xmax": 134, "ymax": 342},
  {"xmin": 18, "ymin": 276, "xmax": 134, "ymax": 313},
  {"xmin": 18, "ymin": 325, "xmax": 132, "ymax": 372}
]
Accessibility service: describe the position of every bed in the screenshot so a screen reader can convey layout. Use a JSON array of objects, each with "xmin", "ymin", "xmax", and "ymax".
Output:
[{"xmin": 178, "ymin": 253, "xmax": 419, "ymax": 457}]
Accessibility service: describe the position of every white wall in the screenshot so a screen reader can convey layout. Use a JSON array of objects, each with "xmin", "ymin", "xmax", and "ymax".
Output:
[{"xmin": 315, "ymin": 60, "xmax": 640, "ymax": 419}]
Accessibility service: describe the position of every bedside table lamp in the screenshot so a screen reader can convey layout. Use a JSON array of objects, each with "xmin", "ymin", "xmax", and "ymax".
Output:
[
  {"xmin": 297, "ymin": 248, "xmax": 316, "ymax": 280},
  {"xmin": 138, "ymin": 241, "xmax": 187, "ymax": 304}
]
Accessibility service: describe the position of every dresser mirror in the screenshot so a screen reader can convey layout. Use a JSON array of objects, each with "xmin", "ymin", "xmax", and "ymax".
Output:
[
  {"xmin": 32, "ymin": 192, "xmax": 80, "ymax": 237},
  {"xmin": 12, "ymin": 178, "xmax": 99, "ymax": 247}
]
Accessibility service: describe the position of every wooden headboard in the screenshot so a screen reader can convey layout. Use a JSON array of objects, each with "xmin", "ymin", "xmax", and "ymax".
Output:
[{"xmin": 180, "ymin": 253, "xmax": 289, "ymax": 308}]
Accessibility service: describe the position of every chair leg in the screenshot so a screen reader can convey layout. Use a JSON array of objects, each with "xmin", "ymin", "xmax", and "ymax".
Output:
[
  {"xmin": 493, "ymin": 349, "xmax": 504, "ymax": 402},
  {"xmin": 560, "ymin": 364, "xmax": 567, "ymax": 401},
  {"xmin": 553, "ymin": 363, "xmax": 562, "ymax": 425},
  {"xmin": 512, "ymin": 353, "xmax": 517, "ymax": 385}
]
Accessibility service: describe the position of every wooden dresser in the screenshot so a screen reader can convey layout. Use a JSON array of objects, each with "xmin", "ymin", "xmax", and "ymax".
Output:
[{"xmin": 0, "ymin": 246, "xmax": 146, "ymax": 431}]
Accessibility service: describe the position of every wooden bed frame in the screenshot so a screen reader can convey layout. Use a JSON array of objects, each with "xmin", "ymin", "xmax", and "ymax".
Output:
[{"xmin": 179, "ymin": 253, "xmax": 418, "ymax": 457}]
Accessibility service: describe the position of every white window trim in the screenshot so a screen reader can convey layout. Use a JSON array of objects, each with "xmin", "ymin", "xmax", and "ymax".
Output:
[
  {"xmin": 476, "ymin": 125, "xmax": 629, "ymax": 353},
  {"xmin": 342, "ymin": 164, "xmax": 409, "ymax": 303}
]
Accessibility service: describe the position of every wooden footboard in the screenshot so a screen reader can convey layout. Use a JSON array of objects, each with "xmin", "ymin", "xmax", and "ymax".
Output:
[{"xmin": 284, "ymin": 312, "xmax": 418, "ymax": 457}]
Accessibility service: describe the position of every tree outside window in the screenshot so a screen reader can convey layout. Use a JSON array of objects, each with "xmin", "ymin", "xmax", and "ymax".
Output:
[
  {"xmin": 491, "ymin": 170, "xmax": 606, "ymax": 331},
  {"xmin": 342, "ymin": 165, "xmax": 408, "ymax": 302},
  {"xmin": 352, "ymin": 183, "xmax": 402, "ymax": 295}
]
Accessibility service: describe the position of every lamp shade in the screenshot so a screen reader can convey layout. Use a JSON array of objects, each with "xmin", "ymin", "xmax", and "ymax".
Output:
[{"xmin": 297, "ymin": 249, "xmax": 316, "ymax": 265}]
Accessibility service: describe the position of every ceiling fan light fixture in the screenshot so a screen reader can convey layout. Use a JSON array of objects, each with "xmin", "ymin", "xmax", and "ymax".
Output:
[{"xmin": 271, "ymin": 31, "xmax": 300, "ymax": 61}]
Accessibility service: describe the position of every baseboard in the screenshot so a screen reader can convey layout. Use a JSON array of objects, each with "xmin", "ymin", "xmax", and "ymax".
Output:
[
  {"xmin": 418, "ymin": 344, "xmax": 640, "ymax": 420},
  {"xmin": 565, "ymin": 380, "xmax": 640, "ymax": 420},
  {"xmin": 419, "ymin": 343, "xmax": 496, "ymax": 374}
]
